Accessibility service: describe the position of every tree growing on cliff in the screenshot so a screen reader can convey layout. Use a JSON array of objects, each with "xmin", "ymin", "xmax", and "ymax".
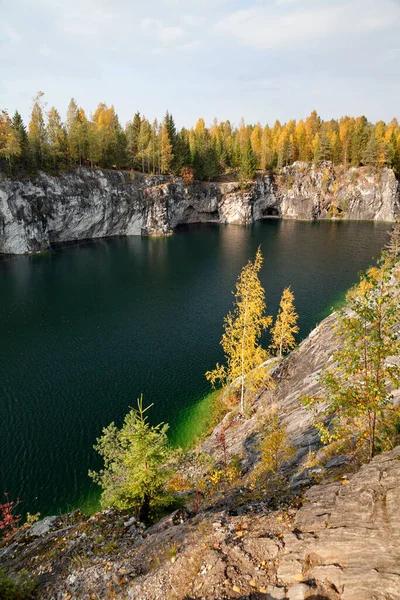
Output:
[
  {"xmin": 160, "ymin": 119, "xmax": 174, "ymax": 174},
  {"xmin": 385, "ymin": 220, "xmax": 400, "ymax": 259},
  {"xmin": 239, "ymin": 138, "xmax": 257, "ymax": 183},
  {"xmin": 270, "ymin": 287, "xmax": 299, "ymax": 358},
  {"xmin": 303, "ymin": 259, "xmax": 400, "ymax": 462},
  {"xmin": 0, "ymin": 111, "xmax": 21, "ymax": 171},
  {"xmin": 89, "ymin": 396, "xmax": 175, "ymax": 521},
  {"xmin": 256, "ymin": 410, "xmax": 295, "ymax": 474},
  {"xmin": 205, "ymin": 247, "xmax": 273, "ymax": 414},
  {"xmin": 28, "ymin": 91, "xmax": 47, "ymax": 169}
]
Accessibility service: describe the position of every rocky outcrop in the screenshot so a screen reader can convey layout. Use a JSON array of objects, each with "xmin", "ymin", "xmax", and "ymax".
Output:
[
  {"xmin": 0, "ymin": 170, "xmax": 276, "ymax": 254},
  {"xmin": 0, "ymin": 163, "xmax": 398, "ymax": 254},
  {"xmin": 276, "ymin": 162, "xmax": 400, "ymax": 221},
  {"xmin": 278, "ymin": 447, "xmax": 400, "ymax": 599}
]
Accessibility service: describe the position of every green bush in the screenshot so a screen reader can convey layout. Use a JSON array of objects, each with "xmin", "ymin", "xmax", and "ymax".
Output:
[{"xmin": 0, "ymin": 569, "xmax": 37, "ymax": 600}]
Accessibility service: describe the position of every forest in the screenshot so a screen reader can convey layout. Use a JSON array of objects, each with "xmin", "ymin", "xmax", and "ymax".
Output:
[{"xmin": 1, "ymin": 92, "xmax": 400, "ymax": 181}]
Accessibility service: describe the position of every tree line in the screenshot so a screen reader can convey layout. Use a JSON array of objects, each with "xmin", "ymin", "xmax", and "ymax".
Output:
[{"xmin": 1, "ymin": 93, "xmax": 400, "ymax": 181}]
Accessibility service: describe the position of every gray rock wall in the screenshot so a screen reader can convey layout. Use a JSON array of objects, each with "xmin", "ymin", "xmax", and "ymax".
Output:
[{"xmin": 0, "ymin": 163, "xmax": 398, "ymax": 254}]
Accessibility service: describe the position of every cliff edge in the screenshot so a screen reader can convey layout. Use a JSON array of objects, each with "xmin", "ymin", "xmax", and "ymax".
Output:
[{"xmin": 0, "ymin": 162, "xmax": 398, "ymax": 254}]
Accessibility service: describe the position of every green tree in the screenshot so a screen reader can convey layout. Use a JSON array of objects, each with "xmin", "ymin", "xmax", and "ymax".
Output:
[
  {"xmin": 270, "ymin": 286, "xmax": 299, "ymax": 357},
  {"xmin": 206, "ymin": 247, "xmax": 273, "ymax": 414},
  {"xmin": 11, "ymin": 111, "xmax": 28, "ymax": 170},
  {"xmin": 28, "ymin": 91, "xmax": 47, "ymax": 169},
  {"xmin": 89, "ymin": 396, "xmax": 175, "ymax": 521},
  {"xmin": 47, "ymin": 107, "xmax": 67, "ymax": 170},
  {"xmin": 362, "ymin": 130, "xmax": 379, "ymax": 166},
  {"xmin": 239, "ymin": 138, "xmax": 257, "ymax": 183},
  {"xmin": 303, "ymin": 259, "xmax": 400, "ymax": 461},
  {"xmin": 126, "ymin": 112, "xmax": 142, "ymax": 169},
  {"xmin": 160, "ymin": 118, "xmax": 174, "ymax": 174}
]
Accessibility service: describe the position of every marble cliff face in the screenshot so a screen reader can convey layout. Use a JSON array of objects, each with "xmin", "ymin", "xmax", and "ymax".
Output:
[{"xmin": 0, "ymin": 162, "xmax": 398, "ymax": 254}]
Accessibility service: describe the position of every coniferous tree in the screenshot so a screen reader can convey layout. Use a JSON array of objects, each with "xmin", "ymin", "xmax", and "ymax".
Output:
[
  {"xmin": 11, "ymin": 111, "xmax": 28, "ymax": 170},
  {"xmin": 126, "ymin": 112, "xmax": 142, "ymax": 169},
  {"xmin": 362, "ymin": 130, "xmax": 379, "ymax": 166},
  {"xmin": 270, "ymin": 287, "xmax": 299, "ymax": 358},
  {"xmin": 351, "ymin": 116, "xmax": 369, "ymax": 166},
  {"xmin": 206, "ymin": 247, "xmax": 273, "ymax": 413},
  {"xmin": 239, "ymin": 138, "xmax": 257, "ymax": 182},
  {"xmin": 160, "ymin": 119, "xmax": 173, "ymax": 174},
  {"xmin": 89, "ymin": 397, "xmax": 175, "ymax": 521}
]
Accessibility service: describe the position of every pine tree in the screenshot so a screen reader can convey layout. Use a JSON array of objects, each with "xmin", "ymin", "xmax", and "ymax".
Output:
[
  {"xmin": 202, "ymin": 142, "xmax": 219, "ymax": 182},
  {"xmin": 11, "ymin": 111, "xmax": 28, "ymax": 170},
  {"xmin": 160, "ymin": 119, "xmax": 173, "ymax": 174},
  {"xmin": 362, "ymin": 130, "xmax": 379, "ymax": 166},
  {"xmin": 206, "ymin": 247, "xmax": 273, "ymax": 414},
  {"xmin": 270, "ymin": 287, "xmax": 299, "ymax": 358},
  {"xmin": 303, "ymin": 259, "xmax": 400, "ymax": 461},
  {"xmin": 239, "ymin": 138, "xmax": 257, "ymax": 182},
  {"xmin": 126, "ymin": 112, "xmax": 142, "ymax": 169},
  {"xmin": 89, "ymin": 396, "xmax": 174, "ymax": 521},
  {"xmin": 137, "ymin": 117, "xmax": 151, "ymax": 173}
]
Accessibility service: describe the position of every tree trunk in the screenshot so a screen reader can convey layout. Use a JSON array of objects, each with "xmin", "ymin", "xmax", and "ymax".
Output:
[{"xmin": 139, "ymin": 493, "xmax": 151, "ymax": 523}]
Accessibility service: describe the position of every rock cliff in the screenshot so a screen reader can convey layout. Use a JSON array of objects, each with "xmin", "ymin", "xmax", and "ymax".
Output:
[{"xmin": 0, "ymin": 163, "xmax": 398, "ymax": 254}]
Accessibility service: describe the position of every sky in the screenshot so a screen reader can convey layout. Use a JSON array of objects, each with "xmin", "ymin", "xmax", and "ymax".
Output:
[{"xmin": 1, "ymin": 0, "xmax": 400, "ymax": 128}]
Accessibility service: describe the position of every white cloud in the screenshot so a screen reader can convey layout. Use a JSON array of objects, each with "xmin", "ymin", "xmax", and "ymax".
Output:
[
  {"xmin": 60, "ymin": 6, "xmax": 114, "ymax": 36},
  {"xmin": 178, "ymin": 40, "xmax": 202, "ymax": 52},
  {"xmin": 216, "ymin": 0, "xmax": 400, "ymax": 49},
  {"xmin": 140, "ymin": 17, "xmax": 184, "ymax": 43},
  {"xmin": 159, "ymin": 26, "xmax": 184, "ymax": 42},
  {"xmin": 180, "ymin": 15, "xmax": 206, "ymax": 26},
  {"xmin": 1, "ymin": 25, "xmax": 22, "ymax": 45},
  {"xmin": 39, "ymin": 44, "xmax": 52, "ymax": 56}
]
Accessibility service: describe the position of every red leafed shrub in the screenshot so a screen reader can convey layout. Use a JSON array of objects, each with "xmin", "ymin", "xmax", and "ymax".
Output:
[
  {"xmin": 0, "ymin": 493, "xmax": 21, "ymax": 537},
  {"xmin": 181, "ymin": 166, "xmax": 195, "ymax": 185}
]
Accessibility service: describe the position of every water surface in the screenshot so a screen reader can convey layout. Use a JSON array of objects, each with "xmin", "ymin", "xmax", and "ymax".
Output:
[{"xmin": 0, "ymin": 220, "xmax": 389, "ymax": 515}]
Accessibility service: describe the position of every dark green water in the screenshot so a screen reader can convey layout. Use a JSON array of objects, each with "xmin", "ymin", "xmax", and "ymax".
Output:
[{"xmin": 0, "ymin": 221, "xmax": 389, "ymax": 516}]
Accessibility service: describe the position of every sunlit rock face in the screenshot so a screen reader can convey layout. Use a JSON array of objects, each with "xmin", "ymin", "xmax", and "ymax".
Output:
[
  {"xmin": 0, "ymin": 163, "xmax": 398, "ymax": 254},
  {"xmin": 276, "ymin": 161, "xmax": 400, "ymax": 221}
]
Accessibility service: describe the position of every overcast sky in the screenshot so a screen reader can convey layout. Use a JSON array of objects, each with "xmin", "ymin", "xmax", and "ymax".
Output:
[{"xmin": 1, "ymin": 0, "xmax": 400, "ymax": 128}]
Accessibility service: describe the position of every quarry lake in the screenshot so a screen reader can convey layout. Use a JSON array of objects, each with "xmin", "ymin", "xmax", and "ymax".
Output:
[{"xmin": 0, "ymin": 220, "xmax": 390, "ymax": 516}]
